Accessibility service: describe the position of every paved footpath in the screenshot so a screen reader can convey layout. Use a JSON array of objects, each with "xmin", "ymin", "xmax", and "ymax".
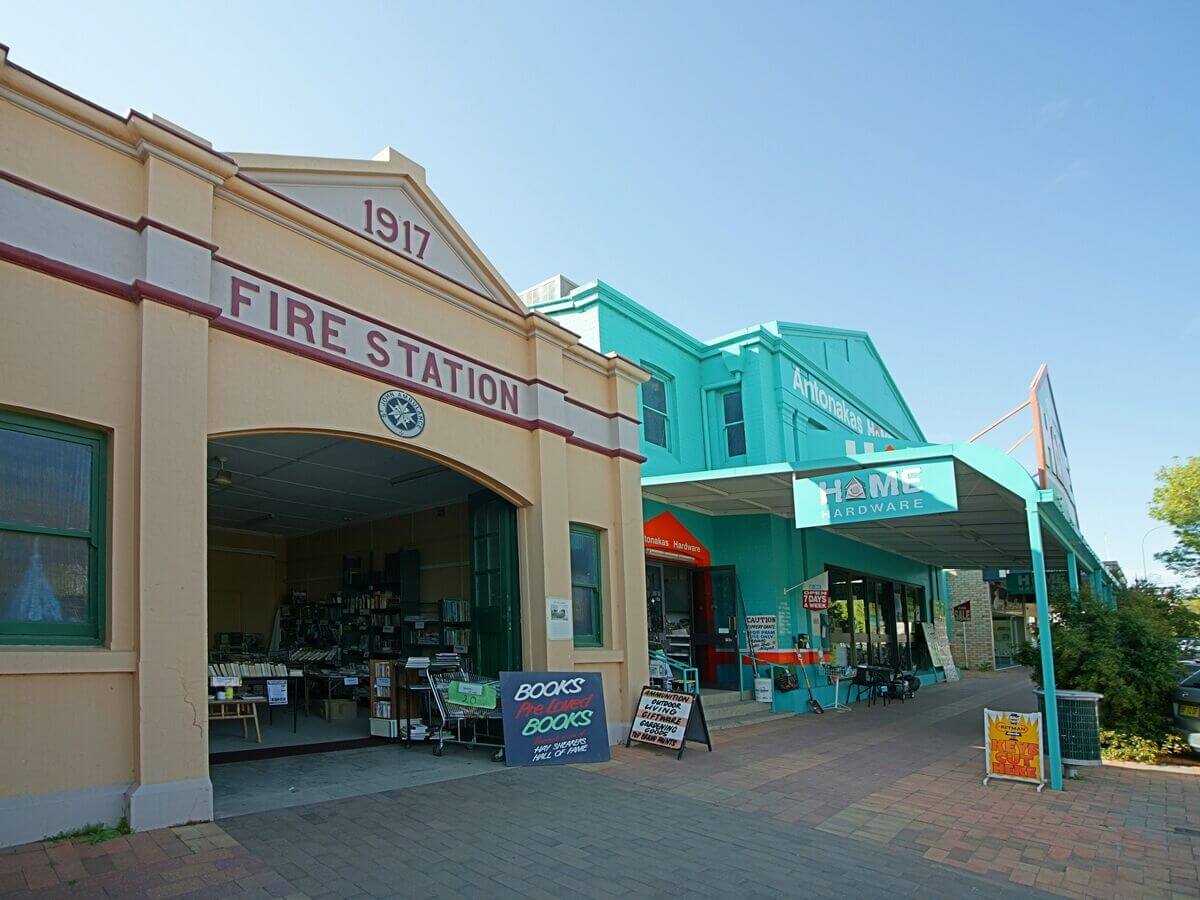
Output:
[{"xmin": 2, "ymin": 668, "xmax": 1197, "ymax": 898}]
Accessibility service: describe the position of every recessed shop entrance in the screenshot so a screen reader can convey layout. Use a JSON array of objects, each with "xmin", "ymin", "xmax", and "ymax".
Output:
[
  {"xmin": 645, "ymin": 562, "xmax": 740, "ymax": 691},
  {"xmin": 205, "ymin": 431, "xmax": 521, "ymax": 764}
]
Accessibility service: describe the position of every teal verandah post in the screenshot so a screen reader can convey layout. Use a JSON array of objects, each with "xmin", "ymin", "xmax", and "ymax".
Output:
[
  {"xmin": 1028, "ymin": 504, "xmax": 1063, "ymax": 791},
  {"xmin": 1067, "ymin": 551, "xmax": 1080, "ymax": 604}
]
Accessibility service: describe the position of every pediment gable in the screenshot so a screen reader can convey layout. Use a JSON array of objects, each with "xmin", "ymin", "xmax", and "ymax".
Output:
[
  {"xmin": 774, "ymin": 323, "xmax": 924, "ymax": 440},
  {"xmin": 236, "ymin": 148, "xmax": 524, "ymax": 314}
]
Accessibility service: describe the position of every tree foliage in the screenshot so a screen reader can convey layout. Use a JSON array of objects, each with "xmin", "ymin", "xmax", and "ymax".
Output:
[
  {"xmin": 1016, "ymin": 585, "xmax": 1196, "ymax": 738},
  {"xmin": 1151, "ymin": 455, "xmax": 1200, "ymax": 581}
]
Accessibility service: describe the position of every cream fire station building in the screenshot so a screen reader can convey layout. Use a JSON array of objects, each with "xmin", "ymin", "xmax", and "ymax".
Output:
[{"xmin": 0, "ymin": 47, "xmax": 649, "ymax": 845}]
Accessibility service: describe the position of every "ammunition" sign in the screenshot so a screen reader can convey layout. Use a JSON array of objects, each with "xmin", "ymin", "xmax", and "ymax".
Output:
[{"xmin": 626, "ymin": 687, "xmax": 712, "ymax": 760}]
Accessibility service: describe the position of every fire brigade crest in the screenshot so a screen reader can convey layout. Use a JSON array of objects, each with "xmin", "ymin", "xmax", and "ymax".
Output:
[{"xmin": 378, "ymin": 390, "xmax": 426, "ymax": 439}]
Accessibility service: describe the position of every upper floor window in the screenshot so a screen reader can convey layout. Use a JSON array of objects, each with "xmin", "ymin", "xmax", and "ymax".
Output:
[
  {"xmin": 722, "ymin": 390, "xmax": 746, "ymax": 458},
  {"xmin": 641, "ymin": 375, "xmax": 670, "ymax": 450},
  {"xmin": 0, "ymin": 411, "xmax": 106, "ymax": 646}
]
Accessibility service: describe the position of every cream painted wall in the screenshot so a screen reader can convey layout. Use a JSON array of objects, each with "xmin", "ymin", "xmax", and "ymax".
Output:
[
  {"xmin": 211, "ymin": 198, "xmax": 532, "ymax": 378},
  {"xmin": 0, "ymin": 675, "xmax": 135, "ymax": 798},
  {"xmin": 0, "ymin": 51, "xmax": 649, "ymax": 840},
  {"xmin": 207, "ymin": 531, "xmax": 287, "ymax": 647},
  {"xmin": 0, "ymin": 98, "xmax": 146, "ymax": 222},
  {"xmin": 284, "ymin": 502, "xmax": 469, "ymax": 615}
]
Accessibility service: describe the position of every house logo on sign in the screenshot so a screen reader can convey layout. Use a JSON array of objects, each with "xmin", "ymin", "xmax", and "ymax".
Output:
[
  {"xmin": 818, "ymin": 467, "xmax": 926, "ymax": 521},
  {"xmin": 378, "ymin": 390, "xmax": 426, "ymax": 439}
]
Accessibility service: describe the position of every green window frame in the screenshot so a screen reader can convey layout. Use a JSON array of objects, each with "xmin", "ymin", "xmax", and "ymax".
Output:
[
  {"xmin": 722, "ymin": 389, "xmax": 746, "ymax": 458},
  {"xmin": 641, "ymin": 373, "xmax": 670, "ymax": 450},
  {"xmin": 0, "ymin": 410, "xmax": 106, "ymax": 646},
  {"xmin": 569, "ymin": 525, "xmax": 603, "ymax": 648}
]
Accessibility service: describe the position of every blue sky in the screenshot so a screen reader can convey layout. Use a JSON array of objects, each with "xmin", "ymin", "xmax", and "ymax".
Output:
[{"xmin": 4, "ymin": 2, "xmax": 1197, "ymax": 584}]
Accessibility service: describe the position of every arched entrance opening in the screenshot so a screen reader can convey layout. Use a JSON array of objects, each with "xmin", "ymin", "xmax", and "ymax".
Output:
[{"xmin": 204, "ymin": 430, "xmax": 521, "ymax": 779}]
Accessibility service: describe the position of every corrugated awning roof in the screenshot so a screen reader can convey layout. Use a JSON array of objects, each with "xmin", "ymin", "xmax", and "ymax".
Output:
[{"xmin": 640, "ymin": 444, "xmax": 1110, "ymax": 578}]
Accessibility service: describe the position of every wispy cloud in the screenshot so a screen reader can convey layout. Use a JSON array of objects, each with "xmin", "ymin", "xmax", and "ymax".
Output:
[
  {"xmin": 1036, "ymin": 98, "xmax": 1071, "ymax": 131},
  {"xmin": 1051, "ymin": 157, "xmax": 1091, "ymax": 186}
]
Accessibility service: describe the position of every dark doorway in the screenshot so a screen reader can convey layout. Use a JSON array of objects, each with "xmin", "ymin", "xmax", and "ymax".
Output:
[
  {"xmin": 645, "ymin": 559, "xmax": 739, "ymax": 691},
  {"xmin": 469, "ymin": 490, "xmax": 521, "ymax": 677},
  {"xmin": 692, "ymin": 566, "xmax": 739, "ymax": 690}
]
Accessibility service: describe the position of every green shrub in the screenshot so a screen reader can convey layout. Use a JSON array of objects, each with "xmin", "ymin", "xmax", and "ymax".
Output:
[
  {"xmin": 1101, "ymin": 730, "xmax": 1189, "ymax": 763},
  {"xmin": 1015, "ymin": 585, "xmax": 1195, "ymax": 739}
]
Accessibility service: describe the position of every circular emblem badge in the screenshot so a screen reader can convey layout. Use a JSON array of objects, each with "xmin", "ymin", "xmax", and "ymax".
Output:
[{"xmin": 378, "ymin": 390, "xmax": 426, "ymax": 439}]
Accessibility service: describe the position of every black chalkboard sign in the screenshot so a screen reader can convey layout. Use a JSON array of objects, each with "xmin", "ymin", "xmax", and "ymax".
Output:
[
  {"xmin": 499, "ymin": 671, "xmax": 611, "ymax": 766},
  {"xmin": 626, "ymin": 687, "xmax": 712, "ymax": 759}
]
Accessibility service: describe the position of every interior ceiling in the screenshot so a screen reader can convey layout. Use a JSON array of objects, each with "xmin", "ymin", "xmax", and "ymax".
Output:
[
  {"xmin": 207, "ymin": 433, "xmax": 481, "ymax": 537},
  {"xmin": 642, "ymin": 460, "xmax": 1071, "ymax": 571}
]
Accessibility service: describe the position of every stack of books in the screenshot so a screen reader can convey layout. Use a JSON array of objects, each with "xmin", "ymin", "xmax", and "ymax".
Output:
[
  {"xmin": 398, "ymin": 719, "xmax": 428, "ymax": 740},
  {"xmin": 207, "ymin": 661, "xmax": 289, "ymax": 678}
]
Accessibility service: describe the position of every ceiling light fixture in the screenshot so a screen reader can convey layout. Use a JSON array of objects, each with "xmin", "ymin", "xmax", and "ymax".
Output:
[{"xmin": 389, "ymin": 465, "xmax": 446, "ymax": 487}]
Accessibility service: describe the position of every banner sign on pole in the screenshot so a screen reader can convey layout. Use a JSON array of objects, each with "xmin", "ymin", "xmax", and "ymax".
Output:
[
  {"xmin": 953, "ymin": 600, "xmax": 971, "ymax": 622},
  {"xmin": 983, "ymin": 708, "xmax": 1046, "ymax": 791},
  {"xmin": 499, "ymin": 672, "xmax": 610, "ymax": 766},
  {"xmin": 744, "ymin": 615, "xmax": 778, "ymax": 653},
  {"xmin": 626, "ymin": 687, "xmax": 712, "ymax": 759},
  {"xmin": 793, "ymin": 458, "xmax": 959, "ymax": 528},
  {"xmin": 267, "ymin": 679, "xmax": 288, "ymax": 706},
  {"xmin": 801, "ymin": 572, "xmax": 831, "ymax": 611},
  {"xmin": 1006, "ymin": 571, "xmax": 1035, "ymax": 597}
]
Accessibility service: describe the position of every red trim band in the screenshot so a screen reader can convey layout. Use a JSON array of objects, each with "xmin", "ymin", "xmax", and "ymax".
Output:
[
  {"xmin": 0, "ymin": 240, "xmax": 133, "ymax": 302},
  {"xmin": 566, "ymin": 433, "xmax": 647, "ymax": 463},
  {"xmin": 1, "ymin": 169, "xmax": 220, "ymax": 252},
  {"xmin": 212, "ymin": 253, "xmax": 557, "ymax": 392},
  {"xmin": 212, "ymin": 317, "xmax": 577, "ymax": 438},
  {"xmin": 0, "ymin": 171, "xmax": 643, "ymax": 425},
  {"xmin": 127, "ymin": 111, "xmax": 239, "ymax": 167},
  {"xmin": 565, "ymin": 395, "xmax": 640, "ymax": 424},
  {"xmin": 136, "ymin": 217, "xmax": 219, "ymax": 252},
  {"xmin": 1, "ymin": 169, "xmax": 138, "ymax": 229},
  {"xmin": 0, "ymin": 240, "xmax": 644, "ymax": 461},
  {"xmin": 132, "ymin": 279, "xmax": 222, "ymax": 320}
]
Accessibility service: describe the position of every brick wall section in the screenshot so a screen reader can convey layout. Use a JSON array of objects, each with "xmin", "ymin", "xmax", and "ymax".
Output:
[{"xmin": 944, "ymin": 569, "xmax": 994, "ymax": 670}]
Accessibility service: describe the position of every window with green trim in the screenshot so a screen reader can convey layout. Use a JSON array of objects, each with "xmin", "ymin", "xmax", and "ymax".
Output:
[
  {"xmin": 641, "ymin": 374, "xmax": 670, "ymax": 450},
  {"xmin": 569, "ymin": 525, "xmax": 603, "ymax": 647},
  {"xmin": 0, "ymin": 411, "xmax": 106, "ymax": 646},
  {"xmin": 722, "ymin": 389, "xmax": 746, "ymax": 457}
]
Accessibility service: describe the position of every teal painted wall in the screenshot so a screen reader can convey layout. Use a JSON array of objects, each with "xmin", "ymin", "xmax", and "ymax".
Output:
[
  {"xmin": 544, "ymin": 283, "xmax": 943, "ymax": 714},
  {"xmin": 534, "ymin": 280, "xmax": 923, "ymax": 478},
  {"xmin": 643, "ymin": 496, "xmax": 939, "ymax": 712}
]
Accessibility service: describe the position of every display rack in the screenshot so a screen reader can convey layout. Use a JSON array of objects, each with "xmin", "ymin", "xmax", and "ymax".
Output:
[{"xmin": 369, "ymin": 657, "xmax": 400, "ymax": 738}]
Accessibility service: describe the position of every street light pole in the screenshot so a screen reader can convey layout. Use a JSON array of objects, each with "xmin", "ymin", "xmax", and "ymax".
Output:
[{"xmin": 1141, "ymin": 524, "xmax": 1171, "ymax": 582}]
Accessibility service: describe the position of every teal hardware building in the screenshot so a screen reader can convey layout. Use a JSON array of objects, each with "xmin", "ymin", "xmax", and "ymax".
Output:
[{"xmin": 527, "ymin": 275, "xmax": 1116, "ymax": 791}]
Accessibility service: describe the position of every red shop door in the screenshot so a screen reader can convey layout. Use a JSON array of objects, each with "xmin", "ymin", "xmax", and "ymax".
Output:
[{"xmin": 692, "ymin": 566, "xmax": 739, "ymax": 690}]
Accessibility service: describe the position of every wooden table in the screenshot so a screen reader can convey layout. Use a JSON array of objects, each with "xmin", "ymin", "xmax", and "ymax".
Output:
[{"xmin": 208, "ymin": 697, "xmax": 265, "ymax": 743}]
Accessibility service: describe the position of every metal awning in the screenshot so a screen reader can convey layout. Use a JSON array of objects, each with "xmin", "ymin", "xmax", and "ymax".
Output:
[
  {"xmin": 640, "ymin": 445, "xmax": 1108, "ymax": 576},
  {"xmin": 641, "ymin": 442, "xmax": 1113, "ymax": 792}
]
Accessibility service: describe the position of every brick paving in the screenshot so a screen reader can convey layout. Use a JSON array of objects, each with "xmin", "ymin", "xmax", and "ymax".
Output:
[
  {"xmin": 593, "ymin": 668, "xmax": 1200, "ymax": 898},
  {"xmin": 2, "ymin": 667, "xmax": 1197, "ymax": 898}
]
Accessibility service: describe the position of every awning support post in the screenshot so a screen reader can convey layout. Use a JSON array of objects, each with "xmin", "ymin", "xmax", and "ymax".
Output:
[
  {"xmin": 1066, "ymin": 551, "xmax": 1080, "ymax": 604},
  {"xmin": 1028, "ymin": 504, "xmax": 1063, "ymax": 791}
]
